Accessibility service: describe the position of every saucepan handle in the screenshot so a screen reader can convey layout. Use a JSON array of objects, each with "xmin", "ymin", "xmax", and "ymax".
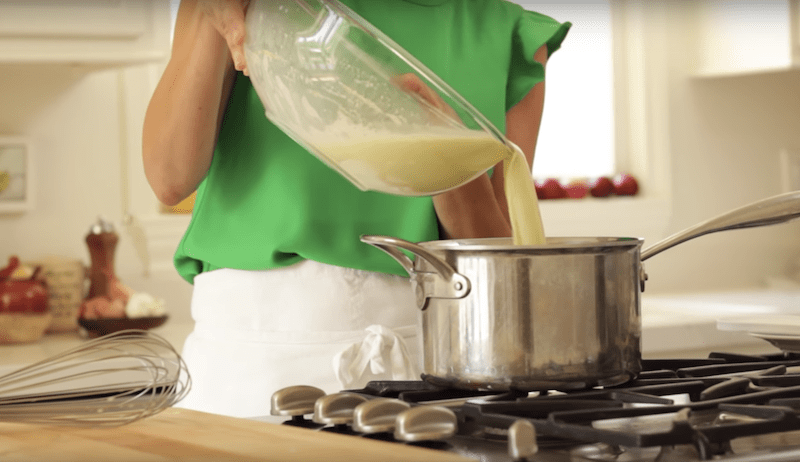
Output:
[
  {"xmin": 641, "ymin": 191, "xmax": 800, "ymax": 261},
  {"xmin": 361, "ymin": 235, "xmax": 471, "ymax": 310}
]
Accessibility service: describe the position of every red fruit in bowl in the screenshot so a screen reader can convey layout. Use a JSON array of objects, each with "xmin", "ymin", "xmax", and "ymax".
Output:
[
  {"xmin": 0, "ymin": 280, "xmax": 48, "ymax": 313},
  {"xmin": 613, "ymin": 173, "xmax": 639, "ymax": 196},
  {"xmin": 564, "ymin": 179, "xmax": 589, "ymax": 199},
  {"xmin": 538, "ymin": 178, "xmax": 568, "ymax": 199},
  {"xmin": 0, "ymin": 257, "xmax": 48, "ymax": 314},
  {"xmin": 589, "ymin": 176, "xmax": 615, "ymax": 197}
]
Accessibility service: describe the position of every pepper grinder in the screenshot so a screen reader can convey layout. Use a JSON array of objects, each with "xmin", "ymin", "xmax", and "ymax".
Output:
[{"xmin": 85, "ymin": 217, "xmax": 119, "ymax": 300}]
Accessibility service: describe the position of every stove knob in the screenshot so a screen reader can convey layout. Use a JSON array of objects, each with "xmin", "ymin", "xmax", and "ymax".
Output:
[
  {"xmin": 508, "ymin": 419, "xmax": 538, "ymax": 460},
  {"xmin": 352, "ymin": 398, "xmax": 411, "ymax": 434},
  {"xmin": 270, "ymin": 385, "xmax": 326, "ymax": 417},
  {"xmin": 394, "ymin": 405, "xmax": 457, "ymax": 442},
  {"xmin": 312, "ymin": 392, "xmax": 368, "ymax": 425}
]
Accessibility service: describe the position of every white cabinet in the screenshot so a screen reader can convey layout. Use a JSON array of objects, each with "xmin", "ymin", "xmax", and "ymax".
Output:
[
  {"xmin": 694, "ymin": 0, "xmax": 800, "ymax": 76},
  {"xmin": 0, "ymin": 0, "xmax": 171, "ymax": 65}
]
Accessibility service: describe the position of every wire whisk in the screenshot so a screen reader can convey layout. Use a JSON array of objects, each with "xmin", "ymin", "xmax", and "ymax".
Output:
[{"xmin": 0, "ymin": 329, "xmax": 191, "ymax": 427}]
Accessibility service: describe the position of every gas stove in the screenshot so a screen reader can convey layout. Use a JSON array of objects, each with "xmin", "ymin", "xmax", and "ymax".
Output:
[{"xmin": 258, "ymin": 351, "xmax": 800, "ymax": 462}]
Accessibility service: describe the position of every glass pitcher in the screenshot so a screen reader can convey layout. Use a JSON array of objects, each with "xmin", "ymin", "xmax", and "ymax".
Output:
[{"xmin": 243, "ymin": 0, "xmax": 516, "ymax": 196}]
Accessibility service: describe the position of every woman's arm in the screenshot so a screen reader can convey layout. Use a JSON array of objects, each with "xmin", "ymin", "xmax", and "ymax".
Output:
[
  {"xmin": 142, "ymin": 0, "xmax": 245, "ymax": 206},
  {"xmin": 434, "ymin": 45, "xmax": 549, "ymax": 239}
]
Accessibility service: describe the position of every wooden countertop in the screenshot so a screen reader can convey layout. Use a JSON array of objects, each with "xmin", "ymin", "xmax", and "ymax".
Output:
[{"xmin": 0, "ymin": 407, "xmax": 473, "ymax": 462}]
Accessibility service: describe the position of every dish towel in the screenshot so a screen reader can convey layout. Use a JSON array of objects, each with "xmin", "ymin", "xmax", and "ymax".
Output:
[{"xmin": 334, "ymin": 324, "xmax": 419, "ymax": 389}]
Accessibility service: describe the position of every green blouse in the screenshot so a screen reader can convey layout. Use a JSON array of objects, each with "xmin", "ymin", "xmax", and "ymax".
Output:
[{"xmin": 174, "ymin": 0, "xmax": 571, "ymax": 283}]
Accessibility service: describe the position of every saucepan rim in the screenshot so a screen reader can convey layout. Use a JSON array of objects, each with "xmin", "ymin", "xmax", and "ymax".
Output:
[{"xmin": 416, "ymin": 236, "xmax": 644, "ymax": 252}]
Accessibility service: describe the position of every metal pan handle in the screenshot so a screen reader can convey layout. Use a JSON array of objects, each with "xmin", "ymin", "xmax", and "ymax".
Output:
[
  {"xmin": 641, "ymin": 191, "xmax": 800, "ymax": 261},
  {"xmin": 361, "ymin": 235, "xmax": 470, "ymax": 310}
]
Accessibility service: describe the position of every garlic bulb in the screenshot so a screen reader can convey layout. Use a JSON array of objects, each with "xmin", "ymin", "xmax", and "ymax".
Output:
[{"xmin": 125, "ymin": 292, "xmax": 166, "ymax": 318}]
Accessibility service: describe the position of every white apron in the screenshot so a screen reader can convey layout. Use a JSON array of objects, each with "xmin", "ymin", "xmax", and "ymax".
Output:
[{"xmin": 175, "ymin": 260, "xmax": 422, "ymax": 418}]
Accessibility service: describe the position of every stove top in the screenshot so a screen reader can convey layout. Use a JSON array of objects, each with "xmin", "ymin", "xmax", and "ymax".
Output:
[{"xmin": 260, "ymin": 351, "xmax": 800, "ymax": 462}]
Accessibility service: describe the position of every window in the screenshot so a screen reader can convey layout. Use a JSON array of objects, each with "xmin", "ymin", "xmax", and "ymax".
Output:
[
  {"xmin": 169, "ymin": 0, "xmax": 180, "ymax": 43},
  {"xmin": 513, "ymin": 1, "xmax": 616, "ymax": 180}
]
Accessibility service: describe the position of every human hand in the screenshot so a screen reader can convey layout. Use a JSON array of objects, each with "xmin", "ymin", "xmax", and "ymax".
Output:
[
  {"xmin": 395, "ymin": 73, "xmax": 461, "ymax": 125},
  {"xmin": 198, "ymin": 0, "xmax": 252, "ymax": 75}
]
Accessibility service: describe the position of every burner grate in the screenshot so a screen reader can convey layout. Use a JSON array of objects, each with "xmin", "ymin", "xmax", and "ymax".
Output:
[
  {"xmin": 450, "ymin": 353, "xmax": 800, "ymax": 460},
  {"xmin": 346, "ymin": 379, "xmax": 515, "ymax": 403},
  {"xmin": 283, "ymin": 352, "xmax": 800, "ymax": 461}
]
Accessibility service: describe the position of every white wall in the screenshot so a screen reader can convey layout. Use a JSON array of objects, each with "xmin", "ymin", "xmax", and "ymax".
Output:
[
  {"xmin": 0, "ymin": 63, "xmax": 194, "ymax": 322},
  {"xmin": 641, "ymin": 3, "xmax": 800, "ymax": 293},
  {"xmin": 0, "ymin": 3, "xmax": 799, "ymax": 327},
  {"xmin": 648, "ymin": 70, "xmax": 800, "ymax": 293}
]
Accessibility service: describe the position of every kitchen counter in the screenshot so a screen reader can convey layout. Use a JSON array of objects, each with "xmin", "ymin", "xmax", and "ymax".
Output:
[
  {"xmin": 0, "ymin": 291, "xmax": 795, "ymax": 462},
  {"xmin": 641, "ymin": 287, "xmax": 800, "ymax": 357},
  {"xmin": 0, "ymin": 407, "xmax": 473, "ymax": 462},
  {"xmin": 1, "ymin": 288, "xmax": 797, "ymax": 372},
  {"xmin": 0, "ymin": 320, "xmax": 195, "ymax": 375}
]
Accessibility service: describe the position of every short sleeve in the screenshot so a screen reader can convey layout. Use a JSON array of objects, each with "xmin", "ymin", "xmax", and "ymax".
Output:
[{"xmin": 507, "ymin": 10, "xmax": 571, "ymax": 111}]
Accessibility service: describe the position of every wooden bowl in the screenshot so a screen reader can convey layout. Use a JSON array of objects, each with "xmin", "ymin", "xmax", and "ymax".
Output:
[{"xmin": 78, "ymin": 315, "xmax": 168, "ymax": 338}]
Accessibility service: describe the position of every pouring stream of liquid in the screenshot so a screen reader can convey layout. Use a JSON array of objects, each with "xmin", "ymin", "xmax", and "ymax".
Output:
[{"xmin": 503, "ymin": 144, "xmax": 546, "ymax": 245}]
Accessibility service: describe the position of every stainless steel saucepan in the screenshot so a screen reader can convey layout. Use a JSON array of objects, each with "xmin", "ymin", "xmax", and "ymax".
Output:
[{"xmin": 362, "ymin": 191, "xmax": 800, "ymax": 391}]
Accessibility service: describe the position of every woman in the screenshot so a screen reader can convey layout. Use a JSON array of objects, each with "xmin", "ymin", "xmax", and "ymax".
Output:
[{"xmin": 143, "ymin": 0, "xmax": 569, "ymax": 417}]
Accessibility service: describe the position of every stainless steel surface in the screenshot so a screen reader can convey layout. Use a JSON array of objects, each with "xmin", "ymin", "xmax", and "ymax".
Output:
[
  {"xmin": 312, "ymin": 392, "xmax": 367, "ymax": 425},
  {"xmin": 270, "ymin": 385, "xmax": 325, "ymax": 416},
  {"xmin": 508, "ymin": 419, "xmax": 538, "ymax": 459},
  {"xmin": 641, "ymin": 191, "xmax": 800, "ymax": 261},
  {"xmin": 0, "ymin": 329, "xmax": 190, "ymax": 427},
  {"xmin": 721, "ymin": 448, "xmax": 800, "ymax": 462},
  {"xmin": 361, "ymin": 236, "xmax": 470, "ymax": 310},
  {"xmin": 88, "ymin": 215, "xmax": 115, "ymax": 235},
  {"xmin": 352, "ymin": 398, "xmax": 410, "ymax": 434},
  {"xmin": 394, "ymin": 405, "xmax": 457, "ymax": 442},
  {"xmin": 362, "ymin": 235, "xmax": 643, "ymax": 391},
  {"xmin": 249, "ymin": 409, "xmax": 800, "ymax": 462},
  {"xmin": 361, "ymin": 192, "xmax": 800, "ymax": 392},
  {"xmin": 258, "ymin": 360, "xmax": 800, "ymax": 462}
]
